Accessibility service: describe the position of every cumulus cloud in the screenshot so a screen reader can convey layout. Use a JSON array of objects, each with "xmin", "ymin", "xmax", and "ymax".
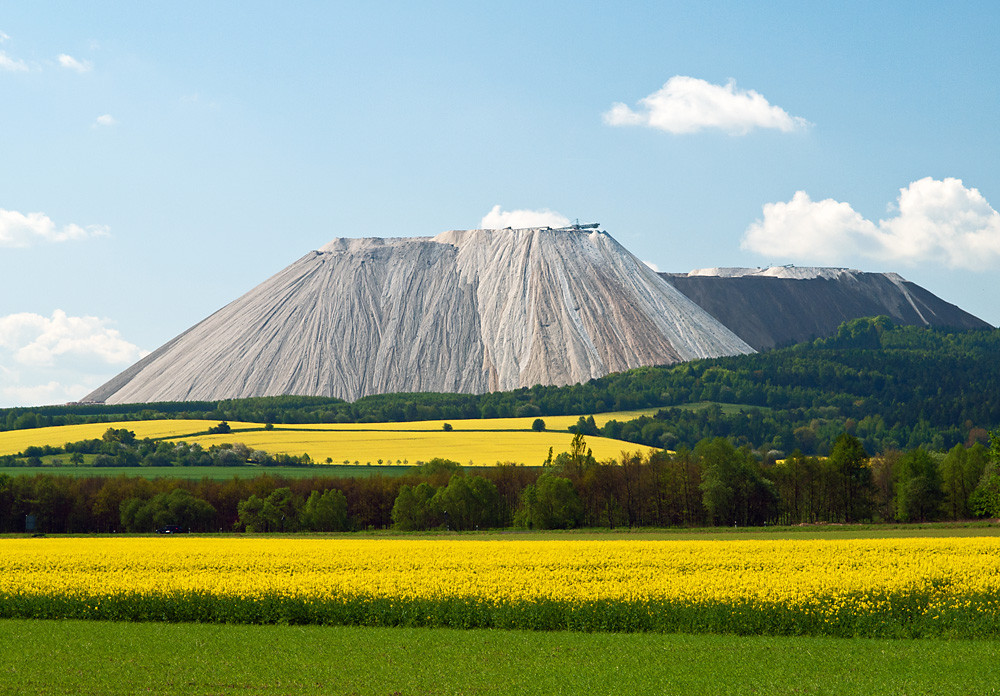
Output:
[
  {"xmin": 480, "ymin": 205, "xmax": 571, "ymax": 230},
  {"xmin": 603, "ymin": 76, "xmax": 809, "ymax": 135},
  {"xmin": 0, "ymin": 49, "xmax": 27, "ymax": 72},
  {"xmin": 0, "ymin": 31, "xmax": 28, "ymax": 72},
  {"xmin": 94, "ymin": 113, "xmax": 118, "ymax": 127},
  {"xmin": 58, "ymin": 53, "xmax": 92, "ymax": 73},
  {"xmin": 741, "ymin": 177, "xmax": 1000, "ymax": 270},
  {"xmin": 2, "ymin": 380, "xmax": 96, "ymax": 408},
  {"xmin": 643, "ymin": 260, "xmax": 661, "ymax": 272},
  {"xmin": 0, "ymin": 310, "xmax": 147, "ymax": 407},
  {"xmin": 0, "ymin": 207, "xmax": 109, "ymax": 247},
  {"xmin": 0, "ymin": 310, "xmax": 146, "ymax": 367}
]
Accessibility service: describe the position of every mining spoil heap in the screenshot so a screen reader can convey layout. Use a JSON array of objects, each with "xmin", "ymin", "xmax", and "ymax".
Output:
[
  {"xmin": 84, "ymin": 227, "xmax": 753, "ymax": 404},
  {"xmin": 662, "ymin": 266, "xmax": 991, "ymax": 350}
]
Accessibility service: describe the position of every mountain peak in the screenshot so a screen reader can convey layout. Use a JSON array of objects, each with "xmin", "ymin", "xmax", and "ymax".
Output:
[{"xmin": 84, "ymin": 229, "xmax": 752, "ymax": 404}]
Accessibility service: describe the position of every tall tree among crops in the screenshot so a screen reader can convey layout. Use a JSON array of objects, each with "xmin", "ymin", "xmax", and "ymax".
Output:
[{"xmin": 828, "ymin": 433, "xmax": 872, "ymax": 523}]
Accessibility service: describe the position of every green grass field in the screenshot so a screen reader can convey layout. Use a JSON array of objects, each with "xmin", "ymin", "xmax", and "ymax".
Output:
[
  {"xmin": 674, "ymin": 400, "xmax": 772, "ymax": 414},
  {"xmin": 1, "ymin": 619, "xmax": 997, "ymax": 696}
]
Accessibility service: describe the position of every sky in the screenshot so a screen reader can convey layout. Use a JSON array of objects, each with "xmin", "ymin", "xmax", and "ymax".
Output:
[{"xmin": 1, "ymin": 1, "xmax": 999, "ymax": 407}]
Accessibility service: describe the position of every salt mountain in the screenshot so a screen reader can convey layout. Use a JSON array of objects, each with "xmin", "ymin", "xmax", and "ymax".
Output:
[
  {"xmin": 84, "ymin": 227, "xmax": 754, "ymax": 404},
  {"xmin": 661, "ymin": 266, "xmax": 990, "ymax": 350}
]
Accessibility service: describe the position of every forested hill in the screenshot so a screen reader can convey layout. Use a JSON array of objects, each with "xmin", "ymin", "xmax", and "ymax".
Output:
[{"xmin": 3, "ymin": 318, "xmax": 998, "ymax": 455}]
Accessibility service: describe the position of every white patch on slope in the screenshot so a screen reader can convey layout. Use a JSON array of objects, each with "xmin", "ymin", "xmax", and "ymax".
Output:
[{"xmin": 688, "ymin": 266, "xmax": 857, "ymax": 280}]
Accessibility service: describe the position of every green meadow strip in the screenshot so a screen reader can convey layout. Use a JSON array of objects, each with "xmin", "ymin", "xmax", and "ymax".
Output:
[{"xmin": 2, "ymin": 590, "xmax": 999, "ymax": 639}]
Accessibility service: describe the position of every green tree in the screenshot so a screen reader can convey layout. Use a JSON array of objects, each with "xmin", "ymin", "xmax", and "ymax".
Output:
[
  {"xmin": 260, "ymin": 487, "xmax": 297, "ymax": 531},
  {"xmin": 970, "ymin": 430, "xmax": 1000, "ymax": 518},
  {"xmin": 300, "ymin": 489, "xmax": 349, "ymax": 531},
  {"xmin": 391, "ymin": 482, "xmax": 437, "ymax": 531},
  {"xmin": 828, "ymin": 433, "xmax": 872, "ymax": 522},
  {"xmin": 431, "ymin": 474, "xmax": 503, "ymax": 531},
  {"xmin": 895, "ymin": 448, "xmax": 944, "ymax": 522},
  {"xmin": 941, "ymin": 444, "xmax": 988, "ymax": 519},
  {"xmin": 531, "ymin": 418, "xmax": 546, "ymax": 432},
  {"xmin": 237, "ymin": 494, "xmax": 265, "ymax": 532},
  {"xmin": 515, "ymin": 473, "xmax": 583, "ymax": 529},
  {"xmin": 119, "ymin": 489, "xmax": 217, "ymax": 532},
  {"xmin": 697, "ymin": 438, "xmax": 777, "ymax": 526},
  {"xmin": 102, "ymin": 427, "xmax": 136, "ymax": 446}
]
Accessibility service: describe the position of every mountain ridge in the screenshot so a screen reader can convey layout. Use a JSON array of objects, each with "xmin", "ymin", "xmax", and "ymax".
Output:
[{"xmin": 661, "ymin": 267, "xmax": 990, "ymax": 350}]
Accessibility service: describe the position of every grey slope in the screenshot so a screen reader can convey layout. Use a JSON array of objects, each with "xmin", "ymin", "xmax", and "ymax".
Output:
[
  {"xmin": 83, "ymin": 228, "xmax": 753, "ymax": 404},
  {"xmin": 661, "ymin": 267, "xmax": 992, "ymax": 351}
]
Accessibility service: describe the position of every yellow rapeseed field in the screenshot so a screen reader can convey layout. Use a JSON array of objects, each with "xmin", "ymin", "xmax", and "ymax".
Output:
[
  {"xmin": 274, "ymin": 409, "xmax": 661, "ymax": 433},
  {"xmin": 3, "ymin": 536, "xmax": 997, "ymax": 635},
  {"xmin": 0, "ymin": 420, "xmax": 260, "ymax": 456},
  {"xmin": 0, "ymin": 411, "xmax": 659, "ymax": 464},
  {"xmin": 2, "ymin": 536, "xmax": 998, "ymax": 606},
  {"xmin": 163, "ymin": 430, "xmax": 656, "ymax": 466}
]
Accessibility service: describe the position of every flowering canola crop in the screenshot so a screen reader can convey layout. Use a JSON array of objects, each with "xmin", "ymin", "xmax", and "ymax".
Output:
[{"xmin": 2, "ymin": 537, "xmax": 998, "ymax": 637}]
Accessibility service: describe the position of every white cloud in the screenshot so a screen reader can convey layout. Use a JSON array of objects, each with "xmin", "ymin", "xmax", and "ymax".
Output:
[
  {"xmin": 0, "ymin": 206, "xmax": 109, "ymax": 247},
  {"xmin": 480, "ymin": 205, "xmax": 570, "ymax": 230},
  {"xmin": 58, "ymin": 53, "xmax": 92, "ymax": 73},
  {"xmin": 0, "ymin": 310, "xmax": 148, "ymax": 407},
  {"xmin": 0, "ymin": 31, "xmax": 29, "ymax": 72},
  {"xmin": 643, "ymin": 260, "xmax": 661, "ymax": 272},
  {"xmin": 603, "ymin": 76, "xmax": 809, "ymax": 135},
  {"xmin": 0, "ymin": 310, "xmax": 146, "ymax": 367},
  {"xmin": 2, "ymin": 381, "xmax": 95, "ymax": 408},
  {"xmin": 0, "ymin": 49, "xmax": 28, "ymax": 72},
  {"xmin": 741, "ymin": 177, "xmax": 1000, "ymax": 270},
  {"xmin": 94, "ymin": 113, "xmax": 118, "ymax": 127}
]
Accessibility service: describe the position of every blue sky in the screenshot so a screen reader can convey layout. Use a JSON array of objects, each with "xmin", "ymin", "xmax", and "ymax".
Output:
[{"xmin": 1, "ymin": 1, "xmax": 998, "ymax": 406}]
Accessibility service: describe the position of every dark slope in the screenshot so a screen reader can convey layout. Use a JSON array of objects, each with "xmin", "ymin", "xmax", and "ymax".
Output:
[{"xmin": 661, "ymin": 269, "xmax": 991, "ymax": 350}]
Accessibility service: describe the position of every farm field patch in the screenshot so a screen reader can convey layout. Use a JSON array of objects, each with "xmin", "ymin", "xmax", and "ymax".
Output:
[
  {"xmin": 0, "ymin": 410, "xmax": 660, "ymax": 465},
  {"xmin": 163, "ymin": 429, "xmax": 655, "ymax": 466},
  {"xmin": 3, "ymin": 536, "xmax": 999, "ymax": 638},
  {"xmin": 0, "ymin": 420, "xmax": 259, "ymax": 456},
  {"xmin": 2, "ymin": 618, "xmax": 997, "ymax": 696},
  {"xmin": 274, "ymin": 408, "xmax": 661, "ymax": 432}
]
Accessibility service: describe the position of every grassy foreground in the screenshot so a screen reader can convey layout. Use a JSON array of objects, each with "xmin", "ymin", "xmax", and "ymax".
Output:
[{"xmin": 2, "ymin": 619, "xmax": 997, "ymax": 696}]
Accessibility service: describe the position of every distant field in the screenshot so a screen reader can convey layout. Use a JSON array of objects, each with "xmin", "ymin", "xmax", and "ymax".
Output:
[
  {"xmin": 0, "ymin": 410, "xmax": 660, "ymax": 466},
  {"xmin": 0, "ymin": 420, "xmax": 260, "ymax": 456},
  {"xmin": 2, "ymin": 619, "xmax": 997, "ymax": 696},
  {"xmin": 162, "ymin": 429, "xmax": 656, "ymax": 466},
  {"xmin": 673, "ymin": 401, "xmax": 771, "ymax": 414},
  {"xmin": 275, "ymin": 409, "xmax": 661, "ymax": 432}
]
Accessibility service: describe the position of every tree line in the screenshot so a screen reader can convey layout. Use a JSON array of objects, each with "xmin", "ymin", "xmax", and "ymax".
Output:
[{"xmin": 2, "ymin": 431, "xmax": 997, "ymax": 534}]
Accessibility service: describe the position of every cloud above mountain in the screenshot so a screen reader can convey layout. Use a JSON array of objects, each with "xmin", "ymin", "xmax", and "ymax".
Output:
[
  {"xmin": 603, "ymin": 76, "xmax": 809, "ymax": 135},
  {"xmin": 741, "ymin": 177, "xmax": 1000, "ymax": 270},
  {"xmin": 0, "ymin": 310, "xmax": 147, "ymax": 406},
  {"xmin": 480, "ymin": 205, "xmax": 570, "ymax": 230},
  {"xmin": 0, "ymin": 206, "xmax": 109, "ymax": 247}
]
